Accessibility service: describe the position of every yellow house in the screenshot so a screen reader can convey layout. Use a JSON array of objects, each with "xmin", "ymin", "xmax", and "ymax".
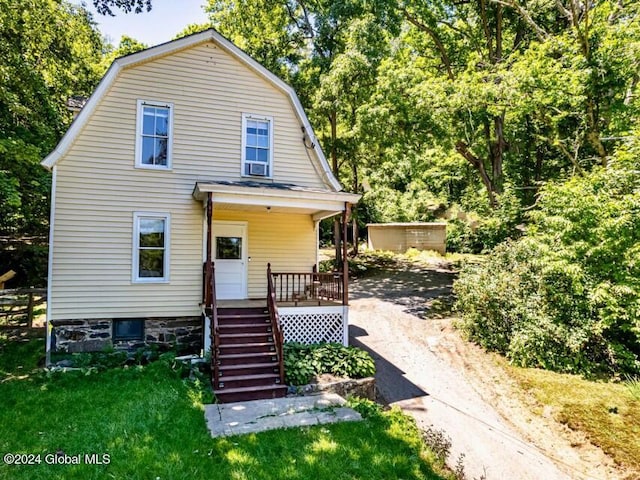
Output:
[{"xmin": 42, "ymin": 29, "xmax": 359, "ymax": 402}]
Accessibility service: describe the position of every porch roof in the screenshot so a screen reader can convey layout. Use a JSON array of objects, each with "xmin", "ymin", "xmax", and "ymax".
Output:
[{"xmin": 193, "ymin": 181, "xmax": 360, "ymax": 220}]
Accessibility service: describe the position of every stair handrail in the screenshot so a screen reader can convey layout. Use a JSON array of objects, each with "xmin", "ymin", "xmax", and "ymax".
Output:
[
  {"xmin": 208, "ymin": 261, "xmax": 220, "ymax": 388},
  {"xmin": 267, "ymin": 263, "xmax": 285, "ymax": 385}
]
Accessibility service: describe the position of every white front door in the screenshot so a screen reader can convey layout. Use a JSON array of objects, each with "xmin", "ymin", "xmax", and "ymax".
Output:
[{"xmin": 213, "ymin": 221, "xmax": 248, "ymax": 300}]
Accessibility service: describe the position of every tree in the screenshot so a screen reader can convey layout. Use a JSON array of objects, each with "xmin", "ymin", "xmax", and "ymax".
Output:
[
  {"xmin": 174, "ymin": 24, "xmax": 211, "ymax": 40},
  {"xmin": 0, "ymin": 0, "xmax": 104, "ymax": 235},
  {"xmin": 395, "ymin": 0, "xmax": 639, "ymax": 207},
  {"xmin": 91, "ymin": 0, "xmax": 152, "ymax": 15},
  {"xmin": 454, "ymin": 129, "xmax": 640, "ymax": 375},
  {"xmin": 100, "ymin": 35, "xmax": 148, "ymax": 71}
]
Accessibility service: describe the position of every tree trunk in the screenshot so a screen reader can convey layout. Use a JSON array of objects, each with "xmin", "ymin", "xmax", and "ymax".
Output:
[{"xmin": 456, "ymin": 140, "xmax": 498, "ymax": 208}]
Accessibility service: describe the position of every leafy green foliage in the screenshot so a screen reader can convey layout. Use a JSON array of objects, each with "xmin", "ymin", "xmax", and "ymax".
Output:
[
  {"xmin": 0, "ymin": 240, "xmax": 48, "ymax": 287},
  {"xmin": 100, "ymin": 35, "xmax": 148, "ymax": 70},
  {"xmin": 0, "ymin": 0, "xmax": 104, "ymax": 237},
  {"xmin": 0, "ymin": 0, "xmax": 111, "ymax": 287},
  {"xmin": 346, "ymin": 396, "xmax": 383, "ymax": 419},
  {"xmin": 446, "ymin": 188, "xmax": 523, "ymax": 253},
  {"xmin": 91, "ymin": 0, "xmax": 151, "ymax": 15},
  {"xmin": 455, "ymin": 143, "xmax": 640, "ymax": 376},
  {"xmin": 283, "ymin": 342, "xmax": 376, "ymax": 386},
  {"xmin": 624, "ymin": 375, "xmax": 640, "ymax": 402}
]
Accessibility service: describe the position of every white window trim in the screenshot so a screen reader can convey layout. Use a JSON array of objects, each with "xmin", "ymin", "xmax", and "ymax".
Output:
[
  {"xmin": 135, "ymin": 99, "xmax": 174, "ymax": 170},
  {"xmin": 132, "ymin": 212, "xmax": 171, "ymax": 283},
  {"xmin": 241, "ymin": 113, "xmax": 274, "ymax": 179}
]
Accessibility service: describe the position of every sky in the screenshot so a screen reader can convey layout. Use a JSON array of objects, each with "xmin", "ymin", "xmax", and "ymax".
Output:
[{"xmin": 82, "ymin": 0, "xmax": 210, "ymax": 47}]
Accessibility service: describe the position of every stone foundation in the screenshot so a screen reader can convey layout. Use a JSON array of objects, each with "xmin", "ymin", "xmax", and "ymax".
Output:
[{"xmin": 50, "ymin": 316, "xmax": 202, "ymax": 354}]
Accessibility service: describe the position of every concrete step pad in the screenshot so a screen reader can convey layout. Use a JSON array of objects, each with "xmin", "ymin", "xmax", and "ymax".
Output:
[{"xmin": 204, "ymin": 392, "xmax": 362, "ymax": 437}]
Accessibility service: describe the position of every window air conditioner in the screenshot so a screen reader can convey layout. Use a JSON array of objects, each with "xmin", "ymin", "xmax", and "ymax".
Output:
[{"xmin": 249, "ymin": 163, "xmax": 267, "ymax": 176}]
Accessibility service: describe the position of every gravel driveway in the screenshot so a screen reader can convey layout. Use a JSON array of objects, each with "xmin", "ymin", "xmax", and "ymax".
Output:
[{"xmin": 348, "ymin": 262, "xmax": 573, "ymax": 480}]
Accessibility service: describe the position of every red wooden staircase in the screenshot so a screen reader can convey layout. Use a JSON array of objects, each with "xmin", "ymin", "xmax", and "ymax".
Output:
[{"xmin": 212, "ymin": 306, "xmax": 287, "ymax": 403}]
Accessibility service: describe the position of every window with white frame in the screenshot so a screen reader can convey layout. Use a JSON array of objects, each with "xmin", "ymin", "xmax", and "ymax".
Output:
[
  {"xmin": 135, "ymin": 100, "xmax": 173, "ymax": 169},
  {"xmin": 132, "ymin": 213, "xmax": 170, "ymax": 283},
  {"xmin": 242, "ymin": 113, "xmax": 273, "ymax": 177}
]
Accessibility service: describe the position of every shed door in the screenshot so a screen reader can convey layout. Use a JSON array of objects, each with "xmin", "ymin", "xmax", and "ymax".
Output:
[{"xmin": 213, "ymin": 221, "xmax": 248, "ymax": 300}]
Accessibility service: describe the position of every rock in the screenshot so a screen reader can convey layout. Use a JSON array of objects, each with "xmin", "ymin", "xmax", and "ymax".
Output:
[
  {"xmin": 295, "ymin": 375, "xmax": 376, "ymax": 401},
  {"xmin": 55, "ymin": 359, "xmax": 74, "ymax": 368}
]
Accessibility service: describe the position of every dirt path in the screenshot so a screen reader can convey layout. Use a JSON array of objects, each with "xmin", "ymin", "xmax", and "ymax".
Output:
[{"xmin": 349, "ymin": 261, "xmax": 621, "ymax": 480}]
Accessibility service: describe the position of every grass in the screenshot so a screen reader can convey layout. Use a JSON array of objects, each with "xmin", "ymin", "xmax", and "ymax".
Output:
[
  {"xmin": 507, "ymin": 365, "xmax": 640, "ymax": 474},
  {"xmin": 0, "ymin": 336, "xmax": 451, "ymax": 480}
]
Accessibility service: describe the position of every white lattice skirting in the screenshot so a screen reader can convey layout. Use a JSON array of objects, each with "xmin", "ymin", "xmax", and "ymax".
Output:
[{"xmin": 279, "ymin": 306, "xmax": 348, "ymax": 345}]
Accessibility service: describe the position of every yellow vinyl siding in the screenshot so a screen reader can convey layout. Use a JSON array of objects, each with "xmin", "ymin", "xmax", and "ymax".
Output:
[
  {"xmin": 213, "ymin": 209, "xmax": 316, "ymax": 299},
  {"xmin": 50, "ymin": 40, "xmax": 329, "ymax": 320}
]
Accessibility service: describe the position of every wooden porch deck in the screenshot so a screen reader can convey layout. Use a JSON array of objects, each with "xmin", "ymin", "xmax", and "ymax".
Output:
[{"xmin": 217, "ymin": 299, "xmax": 341, "ymax": 308}]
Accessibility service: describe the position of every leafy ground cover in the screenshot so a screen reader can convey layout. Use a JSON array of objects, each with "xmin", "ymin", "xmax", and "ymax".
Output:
[
  {"xmin": 506, "ymin": 366, "xmax": 640, "ymax": 473},
  {"xmin": 283, "ymin": 342, "xmax": 376, "ymax": 386},
  {"xmin": 0, "ymin": 336, "xmax": 451, "ymax": 480}
]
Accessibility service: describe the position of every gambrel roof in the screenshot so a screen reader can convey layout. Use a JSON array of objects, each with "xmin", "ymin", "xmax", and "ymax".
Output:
[{"xmin": 41, "ymin": 28, "xmax": 342, "ymax": 192}]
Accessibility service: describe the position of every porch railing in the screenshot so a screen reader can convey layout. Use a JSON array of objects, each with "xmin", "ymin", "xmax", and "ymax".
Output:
[
  {"xmin": 204, "ymin": 261, "xmax": 220, "ymax": 388},
  {"xmin": 270, "ymin": 267, "xmax": 345, "ymax": 306},
  {"xmin": 266, "ymin": 264, "xmax": 285, "ymax": 385}
]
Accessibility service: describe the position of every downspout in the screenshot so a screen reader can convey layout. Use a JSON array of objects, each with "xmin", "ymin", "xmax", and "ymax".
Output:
[{"xmin": 45, "ymin": 166, "xmax": 57, "ymax": 367}]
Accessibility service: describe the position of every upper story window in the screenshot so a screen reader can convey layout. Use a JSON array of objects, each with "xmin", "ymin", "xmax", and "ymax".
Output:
[
  {"xmin": 242, "ymin": 113, "xmax": 273, "ymax": 177},
  {"xmin": 132, "ymin": 212, "xmax": 170, "ymax": 283},
  {"xmin": 135, "ymin": 100, "xmax": 173, "ymax": 169}
]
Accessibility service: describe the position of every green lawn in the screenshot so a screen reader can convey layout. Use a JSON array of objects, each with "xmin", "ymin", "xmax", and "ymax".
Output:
[
  {"xmin": 0, "ymin": 336, "xmax": 450, "ymax": 480},
  {"xmin": 507, "ymin": 366, "xmax": 640, "ymax": 476}
]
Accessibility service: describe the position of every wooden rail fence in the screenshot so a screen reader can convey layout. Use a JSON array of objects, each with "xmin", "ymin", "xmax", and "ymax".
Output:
[{"xmin": 0, "ymin": 288, "xmax": 46, "ymax": 329}]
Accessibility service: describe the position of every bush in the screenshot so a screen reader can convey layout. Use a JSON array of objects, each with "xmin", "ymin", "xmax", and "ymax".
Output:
[
  {"xmin": 283, "ymin": 342, "xmax": 376, "ymax": 386},
  {"xmin": 446, "ymin": 188, "xmax": 523, "ymax": 254},
  {"xmin": 454, "ymin": 162, "xmax": 640, "ymax": 376},
  {"xmin": 0, "ymin": 240, "xmax": 48, "ymax": 288}
]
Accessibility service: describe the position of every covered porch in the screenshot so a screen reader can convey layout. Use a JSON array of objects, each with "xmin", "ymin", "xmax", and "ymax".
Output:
[
  {"xmin": 193, "ymin": 180, "xmax": 359, "ymax": 309},
  {"xmin": 193, "ymin": 181, "xmax": 359, "ymax": 403}
]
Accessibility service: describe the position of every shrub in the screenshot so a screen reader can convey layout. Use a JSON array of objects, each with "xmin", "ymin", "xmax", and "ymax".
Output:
[
  {"xmin": 454, "ymin": 162, "xmax": 640, "ymax": 376},
  {"xmin": 447, "ymin": 187, "xmax": 523, "ymax": 254},
  {"xmin": 347, "ymin": 397, "xmax": 383, "ymax": 419},
  {"xmin": 0, "ymin": 240, "xmax": 48, "ymax": 288},
  {"xmin": 283, "ymin": 342, "xmax": 376, "ymax": 386}
]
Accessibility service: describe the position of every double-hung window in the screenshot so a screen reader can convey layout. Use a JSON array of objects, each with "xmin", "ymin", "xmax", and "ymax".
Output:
[
  {"xmin": 132, "ymin": 212, "xmax": 170, "ymax": 283},
  {"xmin": 242, "ymin": 113, "xmax": 273, "ymax": 177},
  {"xmin": 135, "ymin": 100, "xmax": 173, "ymax": 169}
]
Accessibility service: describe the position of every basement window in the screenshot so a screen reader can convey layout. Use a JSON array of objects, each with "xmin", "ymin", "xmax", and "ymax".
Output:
[{"xmin": 113, "ymin": 319, "xmax": 144, "ymax": 342}]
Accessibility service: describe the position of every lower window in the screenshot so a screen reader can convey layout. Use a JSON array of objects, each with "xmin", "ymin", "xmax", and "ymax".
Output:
[
  {"xmin": 133, "ymin": 212, "xmax": 170, "ymax": 283},
  {"xmin": 113, "ymin": 319, "xmax": 144, "ymax": 342}
]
